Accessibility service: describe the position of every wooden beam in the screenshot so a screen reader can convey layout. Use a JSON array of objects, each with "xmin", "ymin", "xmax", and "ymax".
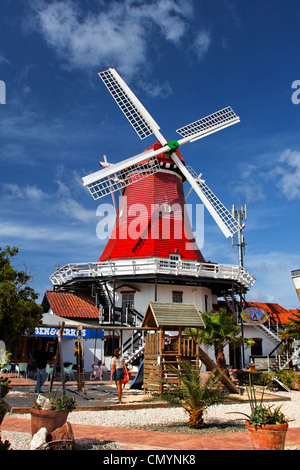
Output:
[{"xmin": 198, "ymin": 347, "xmax": 240, "ymax": 394}]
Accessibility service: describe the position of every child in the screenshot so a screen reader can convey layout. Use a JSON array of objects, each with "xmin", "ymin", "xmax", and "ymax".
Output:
[{"xmin": 90, "ymin": 360, "xmax": 106, "ymax": 380}]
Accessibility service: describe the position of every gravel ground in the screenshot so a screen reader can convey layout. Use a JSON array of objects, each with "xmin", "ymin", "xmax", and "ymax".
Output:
[{"xmin": 2, "ymin": 390, "xmax": 300, "ymax": 450}]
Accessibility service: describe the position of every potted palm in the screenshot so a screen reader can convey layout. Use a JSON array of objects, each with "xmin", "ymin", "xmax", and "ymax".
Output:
[
  {"xmin": 233, "ymin": 374, "xmax": 290, "ymax": 450},
  {"xmin": 0, "ymin": 377, "xmax": 12, "ymax": 450},
  {"xmin": 151, "ymin": 361, "xmax": 229, "ymax": 428},
  {"xmin": 30, "ymin": 394, "xmax": 76, "ymax": 437}
]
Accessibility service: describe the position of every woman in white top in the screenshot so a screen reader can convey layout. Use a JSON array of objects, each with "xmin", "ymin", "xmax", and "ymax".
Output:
[{"xmin": 110, "ymin": 348, "xmax": 128, "ymax": 404}]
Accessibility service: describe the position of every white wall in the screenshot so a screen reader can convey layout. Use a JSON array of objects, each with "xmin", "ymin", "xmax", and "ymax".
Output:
[
  {"xmin": 60, "ymin": 337, "xmax": 104, "ymax": 373},
  {"xmin": 113, "ymin": 281, "xmax": 215, "ymax": 314}
]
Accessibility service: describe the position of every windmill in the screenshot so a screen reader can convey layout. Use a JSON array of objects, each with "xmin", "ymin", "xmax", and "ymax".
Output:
[
  {"xmin": 83, "ymin": 68, "xmax": 241, "ymax": 248},
  {"xmin": 48, "ymin": 69, "xmax": 255, "ymax": 370}
]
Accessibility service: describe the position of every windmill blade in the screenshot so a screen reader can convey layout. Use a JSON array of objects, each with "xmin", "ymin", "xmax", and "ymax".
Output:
[
  {"xmin": 176, "ymin": 107, "xmax": 240, "ymax": 144},
  {"xmin": 99, "ymin": 68, "xmax": 167, "ymax": 145},
  {"xmin": 169, "ymin": 153, "xmax": 241, "ymax": 238},
  {"xmin": 82, "ymin": 146, "xmax": 167, "ymax": 200}
]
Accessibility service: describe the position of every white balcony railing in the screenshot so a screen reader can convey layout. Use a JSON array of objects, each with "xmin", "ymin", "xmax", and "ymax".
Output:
[{"xmin": 50, "ymin": 257, "xmax": 255, "ymax": 289}]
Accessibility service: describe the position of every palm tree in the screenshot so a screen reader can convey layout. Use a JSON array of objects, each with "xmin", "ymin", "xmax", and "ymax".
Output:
[
  {"xmin": 151, "ymin": 361, "xmax": 228, "ymax": 428},
  {"xmin": 279, "ymin": 310, "xmax": 300, "ymax": 360},
  {"xmin": 195, "ymin": 308, "xmax": 253, "ymax": 375},
  {"xmin": 280, "ymin": 309, "xmax": 300, "ymax": 341}
]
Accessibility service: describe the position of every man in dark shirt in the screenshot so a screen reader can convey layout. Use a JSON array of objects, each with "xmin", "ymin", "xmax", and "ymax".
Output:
[{"xmin": 34, "ymin": 343, "xmax": 54, "ymax": 393}]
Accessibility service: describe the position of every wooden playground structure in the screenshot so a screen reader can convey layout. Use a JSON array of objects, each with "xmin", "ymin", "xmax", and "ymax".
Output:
[{"xmin": 142, "ymin": 302, "xmax": 240, "ymax": 395}]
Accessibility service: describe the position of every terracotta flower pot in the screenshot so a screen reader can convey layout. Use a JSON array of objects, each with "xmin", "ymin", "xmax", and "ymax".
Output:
[
  {"xmin": 245, "ymin": 421, "xmax": 288, "ymax": 450},
  {"xmin": 30, "ymin": 407, "xmax": 69, "ymax": 437}
]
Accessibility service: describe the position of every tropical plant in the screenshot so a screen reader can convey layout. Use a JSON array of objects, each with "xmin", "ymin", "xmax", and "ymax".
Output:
[
  {"xmin": 0, "ymin": 376, "xmax": 12, "ymax": 450},
  {"xmin": 151, "ymin": 361, "xmax": 229, "ymax": 428},
  {"xmin": 192, "ymin": 308, "xmax": 254, "ymax": 375},
  {"xmin": 33, "ymin": 394, "xmax": 76, "ymax": 412},
  {"xmin": 0, "ymin": 376, "xmax": 12, "ymax": 400},
  {"xmin": 280, "ymin": 309, "xmax": 300, "ymax": 341},
  {"xmin": 0, "ymin": 245, "xmax": 43, "ymax": 350},
  {"xmin": 231, "ymin": 374, "xmax": 290, "ymax": 428}
]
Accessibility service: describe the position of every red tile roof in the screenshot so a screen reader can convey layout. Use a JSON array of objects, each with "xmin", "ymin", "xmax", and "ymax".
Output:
[
  {"xmin": 218, "ymin": 301, "xmax": 295, "ymax": 325},
  {"xmin": 44, "ymin": 290, "xmax": 99, "ymax": 320},
  {"xmin": 246, "ymin": 302, "xmax": 293, "ymax": 325},
  {"xmin": 289, "ymin": 309, "xmax": 300, "ymax": 318}
]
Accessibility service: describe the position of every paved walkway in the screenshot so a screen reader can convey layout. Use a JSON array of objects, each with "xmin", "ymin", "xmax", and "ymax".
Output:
[
  {"xmin": 2, "ymin": 415, "xmax": 300, "ymax": 450},
  {"xmin": 2, "ymin": 377, "xmax": 300, "ymax": 450}
]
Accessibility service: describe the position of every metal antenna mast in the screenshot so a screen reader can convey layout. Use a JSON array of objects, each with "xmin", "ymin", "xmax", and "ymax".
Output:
[
  {"xmin": 232, "ymin": 204, "xmax": 247, "ymax": 267},
  {"xmin": 231, "ymin": 204, "xmax": 247, "ymax": 369}
]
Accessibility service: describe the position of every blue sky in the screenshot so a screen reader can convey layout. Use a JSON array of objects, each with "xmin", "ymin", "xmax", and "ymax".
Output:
[{"xmin": 1, "ymin": 0, "xmax": 300, "ymax": 309}]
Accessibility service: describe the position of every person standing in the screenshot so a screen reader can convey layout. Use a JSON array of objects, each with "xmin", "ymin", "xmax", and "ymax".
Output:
[
  {"xmin": 110, "ymin": 348, "xmax": 128, "ymax": 404},
  {"xmin": 34, "ymin": 343, "xmax": 54, "ymax": 393}
]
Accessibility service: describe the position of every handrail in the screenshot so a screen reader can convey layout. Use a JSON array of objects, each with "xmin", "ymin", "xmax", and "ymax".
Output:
[{"xmin": 50, "ymin": 258, "xmax": 255, "ymax": 289}]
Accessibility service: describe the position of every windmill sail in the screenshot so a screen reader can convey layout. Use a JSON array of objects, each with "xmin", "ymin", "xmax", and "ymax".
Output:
[
  {"xmin": 170, "ymin": 154, "xmax": 241, "ymax": 238},
  {"xmin": 83, "ymin": 154, "xmax": 160, "ymax": 200},
  {"xmin": 99, "ymin": 68, "xmax": 167, "ymax": 144},
  {"xmin": 176, "ymin": 107, "xmax": 240, "ymax": 144},
  {"xmin": 87, "ymin": 67, "xmax": 241, "ymax": 237}
]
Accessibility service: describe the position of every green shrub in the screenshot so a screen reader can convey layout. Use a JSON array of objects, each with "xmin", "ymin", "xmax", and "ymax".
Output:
[{"xmin": 233, "ymin": 369, "xmax": 300, "ymax": 390}]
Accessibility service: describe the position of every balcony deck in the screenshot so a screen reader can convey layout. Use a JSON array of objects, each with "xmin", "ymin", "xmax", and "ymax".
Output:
[{"xmin": 50, "ymin": 257, "xmax": 255, "ymax": 290}]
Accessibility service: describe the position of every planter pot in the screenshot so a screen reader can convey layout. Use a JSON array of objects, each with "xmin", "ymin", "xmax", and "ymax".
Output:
[
  {"xmin": 245, "ymin": 421, "xmax": 288, "ymax": 450},
  {"xmin": 30, "ymin": 407, "xmax": 69, "ymax": 437}
]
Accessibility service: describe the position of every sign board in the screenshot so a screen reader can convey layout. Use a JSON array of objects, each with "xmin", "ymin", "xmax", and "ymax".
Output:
[
  {"xmin": 23, "ymin": 327, "xmax": 104, "ymax": 339},
  {"xmin": 241, "ymin": 307, "xmax": 268, "ymax": 324}
]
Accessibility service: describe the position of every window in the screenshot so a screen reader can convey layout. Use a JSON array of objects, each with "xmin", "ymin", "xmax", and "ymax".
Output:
[
  {"xmin": 104, "ymin": 336, "xmax": 120, "ymax": 356},
  {"xmin": 170, "ymin": 253, "xmax": 180, "ymax": 268},
  {"xmin": 205, "ymin": 295, "xmax": 208, "ymax": 312},
  {"xmin": 172, "ymin": 291, "xmax": 183, "ymax": 303},
  {"xmin": 122, "ymin": 292, "xmax": 134, "ymax": 313},
  {"xmin": 251, "ymin": 338, "xmax": 263, "ymax": 356}
]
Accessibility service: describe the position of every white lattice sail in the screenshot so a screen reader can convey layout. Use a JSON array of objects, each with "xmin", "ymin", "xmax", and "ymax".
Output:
[
  {"xmin": 177, "ymin": 107, "xmax": 239, "ymax": 142},
  {"xmin": 83, "ymin": 156, "xmax": 160, "ymax": 200},
  {"xmin": 99, "ymin": 68, "xmax": 162, "ymax": 141},
  {"xmin": 186, "ymin": 165, "xmax": 241, "ymax": 236}
]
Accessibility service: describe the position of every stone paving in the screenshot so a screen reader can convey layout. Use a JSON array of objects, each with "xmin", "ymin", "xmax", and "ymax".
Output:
[{"xmin": 2, "ymin": 376, "xmax": 300, "ymax": 450}]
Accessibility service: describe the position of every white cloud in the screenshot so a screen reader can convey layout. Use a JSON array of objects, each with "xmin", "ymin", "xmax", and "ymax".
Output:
[
  {"xmin": 27, "ymin": 0, "xmax": 210, "ymax": 84},
  {"xmin": 0, "ymin": 53, "xmax": 11, "ymax": 66},
  {"xmin": 235, "ymin": 148, "xmax": 300, "ymax": 203},
  {"xmin": 274, "ymin": 149, "xmax": 300, "ymax": 200},
  {"xmin": 1, "ymin": 175, "xmax": 95, "ymax": 224},
  {"xmin": 244, "ymin": 251, "xmax": 300, "ymax": 308},
  {"xmin": 193, "ymin": 31, "xmax": 211, "ymax": 60},
  {"xmin": 2, "ymin": 183, "xmax": 47, "ymax": 201}
]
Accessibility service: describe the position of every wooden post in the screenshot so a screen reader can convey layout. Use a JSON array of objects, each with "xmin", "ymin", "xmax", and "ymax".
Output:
[
  {"xmin": 196, "ymin": 327, "xmax": 200, "ymax": 371},
  {"xmin": 49, "ymin": 322, "xmax": 65, "ymax": 394},
  {"xmin": 159, "ymin": 328, "xmax": 163, "ymax": 394},
  {"xmin": 76, "ymin": 326, "xmax": 85, "ymax": 392},
  {"xmin": 59, "ymin": 327, "xmax": 66, "ymax": 397},
  {"xmin": 178, "ymin": 327, "xmax": 182, "ymax": 361}
]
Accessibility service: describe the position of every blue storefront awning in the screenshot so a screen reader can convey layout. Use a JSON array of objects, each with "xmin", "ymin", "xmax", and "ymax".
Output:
[
  {"xmin": 26, "ymin": 326, "xmax": 104, "ymax": 339},
  {"xmin": 23, "ymin": 313, "xmax": 104, "ymax": 339}
]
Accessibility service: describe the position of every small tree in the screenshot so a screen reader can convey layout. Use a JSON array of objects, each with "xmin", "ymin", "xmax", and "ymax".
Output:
[
  {"xmin": 280, "ymin": 309, "xmax": 300, "ymax": 342},
  {"xmin": 279, "ymin": 309, "xmax": 300, "ymax": 359},
  {"xmin": 196, "ymin": 308, "xmax": 254, "ymax": 375},
  {"xmin": 0, "ymin": 246, "xmax": 43, "ymax": 350},
  {"xmin": 151, "ymin": 361, "xmax": 228, "ymax": 428}
]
